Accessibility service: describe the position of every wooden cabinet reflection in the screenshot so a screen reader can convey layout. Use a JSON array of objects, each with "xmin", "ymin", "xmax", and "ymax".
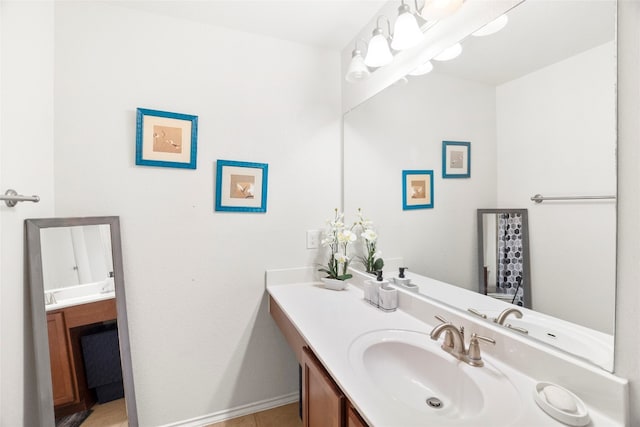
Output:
[{"xmin": 46, "ymin": 298, "xmax": 117, "ymax": 418}]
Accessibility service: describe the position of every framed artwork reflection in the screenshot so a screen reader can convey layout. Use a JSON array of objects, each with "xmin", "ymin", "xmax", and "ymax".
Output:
[
  {"xmin": 215, "ymin": 160, "xmax": 268, "ymax": 213},
  {"xmin": 442, "ymin": 141, "xmax": 470, "ymax": 178},
  {"xmin": 402, "ymin": 170, "xmax": 434, "ymax": 210},
  {"xmin": 136, "ymin": 108, "xmax": 198, "ymax": 169}
]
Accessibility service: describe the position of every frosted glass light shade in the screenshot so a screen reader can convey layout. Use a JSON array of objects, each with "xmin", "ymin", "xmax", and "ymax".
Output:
[
  {"xmin": 365, "ymin": 32, "xmax": 393, "ymax": 68},
  {"xmin": 472, "ymin": 14, "xmax": 508, "ymax": 37},
  {"xmin": 345, "ymin": 51, "xmax": 370, "ymax": 83},
  {"xmin": 391, "ymin": 7, "xmax": 424, "ymax": 51},
  {"xmin": 433, "ymin": 43, "xmax": 462, "ymax": 61},
  {"xmin": 421, "ymin": 0, "xmax": 463, "ymax": 21},
  {"xmin": 408, "ymin": 60, "xmax": 433, "ymax": 76}
]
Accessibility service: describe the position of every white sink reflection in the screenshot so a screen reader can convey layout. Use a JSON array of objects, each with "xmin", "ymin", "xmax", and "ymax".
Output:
[
  {"xmin": 45, "ymin": 279, "xmax": 115, "ymax": 311},
  {"xmin": 348, "ymin": 329, "xmax": 522, "ymax": 426}
]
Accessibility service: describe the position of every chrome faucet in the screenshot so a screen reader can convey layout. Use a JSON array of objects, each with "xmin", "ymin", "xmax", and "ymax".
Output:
[
  {"xmin": 430, "ymin": 316, "xmax": 496, "ymax": 367},
  {"xmin": 494, "ymin": 307, "xmax": 523, "ymax": 325}
]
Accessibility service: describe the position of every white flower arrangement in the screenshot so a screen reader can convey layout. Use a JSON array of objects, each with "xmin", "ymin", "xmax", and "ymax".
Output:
[
  {"xmin": 354, "ymin": 208, "xmax": 384, "ymax": 274},
  {"xmin": 319, "ymin": 209, "xmax": 355, "ymax": 281},
  {"xmin": 319, "ymin": 208, "xmax": 384, "ymax": 281}
]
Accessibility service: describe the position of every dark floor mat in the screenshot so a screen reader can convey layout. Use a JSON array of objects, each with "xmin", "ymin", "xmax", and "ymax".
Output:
[{"xmin": 55, "ymin": 410, "xmax": 92, "ymax": 427}]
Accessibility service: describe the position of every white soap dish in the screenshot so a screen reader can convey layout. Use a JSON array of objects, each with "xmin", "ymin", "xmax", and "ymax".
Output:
[{"xmin": 533, "ymin": 382, "xmax": 590, "ymax": 426}]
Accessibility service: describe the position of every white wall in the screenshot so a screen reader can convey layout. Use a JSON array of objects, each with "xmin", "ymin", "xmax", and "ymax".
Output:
[
  {"xmin": 496, "ymin": 42, "xmax": 616, "ymax": 333},
  {"xmin": 344, "ymin": 72, "xmax": 497, "ymax": 289},
  {"xmin": 1, "ymin": 2, "xmax": 639, "ymax": 426},
  {"xmin": 52, "ymin": 2, "xmax": 340, "ymax": 425},
  {"xmin": 615, "ymin": 1, "xmax": 640, "ymax": 423},
  {"xmin": 0, "ymin": 1, "xmax": 56, "ymax": 426}
]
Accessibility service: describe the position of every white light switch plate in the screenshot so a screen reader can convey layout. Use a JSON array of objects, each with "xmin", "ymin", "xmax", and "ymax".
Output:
[{"xmin": 306, "ymin": 230, "xmax": 321, "ymax": 249}]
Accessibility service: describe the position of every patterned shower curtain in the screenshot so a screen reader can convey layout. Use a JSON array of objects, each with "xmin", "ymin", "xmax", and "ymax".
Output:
[{"xmin": 497, "ymin": 213, "xmax": 524, "ymax": 306}]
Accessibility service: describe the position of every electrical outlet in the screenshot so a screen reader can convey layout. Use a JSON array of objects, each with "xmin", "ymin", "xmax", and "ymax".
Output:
[{"xmin": 306, "ymin": 230, "xmax": 321, "ymax": 249}]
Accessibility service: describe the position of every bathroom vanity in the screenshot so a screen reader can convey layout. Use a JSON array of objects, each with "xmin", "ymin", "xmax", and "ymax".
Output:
[
  {"xmin": 46, "ymin": 297, "xmax": 117, "ymax": 417},
  {"xmin": 267, "ymin": 267, "xmax": 628, "ymax": 426}
]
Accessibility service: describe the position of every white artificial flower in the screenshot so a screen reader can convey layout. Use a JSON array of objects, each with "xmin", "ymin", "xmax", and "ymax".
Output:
[
  {"xmin": 338, "ymin": 229, "xmax": 357, "ymax": 244},
  {"xmin": 361, "ymin": 229, "xmax": 378, "ymax": 242},
  {"xmin": 321, "ymin": 235, "xmax": 336, "ymax": 246},
  {"xmin": 335, "ymin": 253, "xmax": 349, "ymax": 264}
]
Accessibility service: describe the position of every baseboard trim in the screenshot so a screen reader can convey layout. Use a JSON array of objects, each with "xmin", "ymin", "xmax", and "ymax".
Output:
[{"xmin": 159, "ymin": 392, "xmax": 299, "ymax": 427}]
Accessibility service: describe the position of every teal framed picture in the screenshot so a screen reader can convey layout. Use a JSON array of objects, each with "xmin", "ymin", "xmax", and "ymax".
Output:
[
  {"xmin": 135, "ymin": 108, "xmax": 198, "ymax": 169},
  {"xmin": 402, "ymin": 170, "xmax": 434, "ymax": 210},
  {"xmin": 215, "ymin": 160, "xmax": 268, "ymax": 213},
  {"xmin": 442, "ymin": 141, "xmax": 470, "ymax": 178}
]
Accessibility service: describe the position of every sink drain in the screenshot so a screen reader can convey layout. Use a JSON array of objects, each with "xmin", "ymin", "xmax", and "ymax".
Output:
[{"xmin": 426, "ymin": 397, "xmax": 443, "ymax": 409}]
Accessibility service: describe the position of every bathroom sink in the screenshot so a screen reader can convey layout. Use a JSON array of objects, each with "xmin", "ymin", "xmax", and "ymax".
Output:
[
  {"xmin": 348, "ymin": 329, "xmax": 522, "ymax": 425},
  {"xmin": 45, "ymin": 280, "xmax": 115, "ymax": 311}
]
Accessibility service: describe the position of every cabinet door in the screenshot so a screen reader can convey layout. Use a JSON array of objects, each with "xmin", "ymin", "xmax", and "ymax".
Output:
[
  {"xmin": 302, "ymin": 347, "xmax": 345, "ymax": 427},
  {"xmin": 347, "ymin": 404, "xmax": 368, "ymax": 427},
  {"xmin": 47, "ymin": 312, "xmax": 75, "ymax": 406}
]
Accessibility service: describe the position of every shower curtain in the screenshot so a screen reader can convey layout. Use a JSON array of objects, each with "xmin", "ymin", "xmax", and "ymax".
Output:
[{"xmin": 497, "ymin": 213, "xmax": 524, "ymax": 306}]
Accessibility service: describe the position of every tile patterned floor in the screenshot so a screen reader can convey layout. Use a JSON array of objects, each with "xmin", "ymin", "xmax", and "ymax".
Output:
[{"xmin": 207, "ymin": 402, "xmax": 302, "ymax": 427}]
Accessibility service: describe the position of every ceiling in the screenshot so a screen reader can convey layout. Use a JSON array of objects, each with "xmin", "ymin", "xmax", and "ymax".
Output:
[
  {"xmin": 113, "ymin": 0, "xmax": 388, "ymax": 51},
  {"xmin": 431, "ymin": 0, "xmax": 616, "ymax": 86},
  {"xmin": 111, "ymin": 1, "xmax": 615, "ymax": 85}
]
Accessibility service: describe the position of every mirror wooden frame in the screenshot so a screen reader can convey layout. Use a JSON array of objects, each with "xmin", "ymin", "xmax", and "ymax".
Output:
[
  {"xmin": 476, "ymin": 208, "xmax": 531, "ymax": 308},
  {"xmin": 26, "ymin": 216, "xmax": 138, "ymax": 426}
]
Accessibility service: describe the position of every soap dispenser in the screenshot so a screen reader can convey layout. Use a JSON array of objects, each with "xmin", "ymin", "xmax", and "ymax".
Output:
[
  {"xmin": 395, "ymin": 267, "xmax": 418, "ymax": 292},
  {"xmin": 378, "ymin": 270, "xmax": 399, "ymax": 312},
  {"xmin": 364, "ymin": 270, "xmax": 386, "ymax": 307},
  {"xmin": 396, "ymin": 267, "xmax": 410, "ymax": 285}
]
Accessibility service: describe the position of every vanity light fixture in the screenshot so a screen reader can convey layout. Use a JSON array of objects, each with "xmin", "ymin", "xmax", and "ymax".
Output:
[
  {"xmin": 472, "ymin": 14, "xmax": 509, "ymax": 37},
  {"xmin": 345, "ymin": 39, "xmax": 371, "ymax": 83},
  {"xmin": 421, "ymin": 0, "xmax": 464, "ymax": 21},
  {"xmin": 433, "ymin": 42, "xmax": 462, "ymax": 61},
  {"xmin": 364, "ymin": 16, "xmax": 394, "ymax": 68},
  {"xmin": 408, "ymin": 60, "xmax": 433, "ymax": 76},
  {"xmin": 391, "ymin": 0, "xmax": 424, "ymax": 51}
]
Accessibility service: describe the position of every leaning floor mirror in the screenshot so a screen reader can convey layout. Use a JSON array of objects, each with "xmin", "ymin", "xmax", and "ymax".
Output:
[
  {"xmin": 477, "ymin": 209, "xmax": 531, "ymax": 308},
  {"xmin": 26, "ymin": 216, "xmax": 137, "ymax": 426}
]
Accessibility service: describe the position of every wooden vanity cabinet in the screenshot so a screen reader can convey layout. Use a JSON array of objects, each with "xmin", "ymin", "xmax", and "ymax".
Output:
[
  {"xmin": 269, "ymin": 296, "xmax": 369, "ymax": 427},
  {"xmin": 46, "ymin": 298, "xmax": 117, "ymax": 417},
  {"xmin": 302, "ymin": 346, "xmax": 345, "ymax": 427},
  {"xmin": 47, "ymin": 312, "xmax": 75, "ymax": 406},
  {"xmin": 347, "ymin": 403, "xmax": 368, "ymax": 427}
]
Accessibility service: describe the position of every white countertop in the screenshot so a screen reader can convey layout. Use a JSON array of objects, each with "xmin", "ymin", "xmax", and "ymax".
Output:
[
  {"xmin": 266, "ymin": 269, "xmax": 625, "ymax": 426},
  {"xmin": 45, "ymin": 291, "xmax": 115, "ymax": 312}
]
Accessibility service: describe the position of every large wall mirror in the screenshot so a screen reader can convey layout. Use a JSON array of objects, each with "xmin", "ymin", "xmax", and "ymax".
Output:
[
  {"xmin": 26, "ymin": 216, "xmax": 138, "ymax": 426},
  {"xmin": 344, "ymin": 0, "xmax": 616, "ymax": 370}
]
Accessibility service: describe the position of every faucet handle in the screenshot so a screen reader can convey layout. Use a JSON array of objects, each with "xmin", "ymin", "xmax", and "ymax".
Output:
[
  {"xmin": 434, "ymin": 315, "xmax": 448, "ymax": 324},
  {"xmin": 467, "ymin": 308, "xmax": 487, "ymax": 319},
  {"xmin": 467, "ymin": 333, "xmax": 496, "ymax": 367}
]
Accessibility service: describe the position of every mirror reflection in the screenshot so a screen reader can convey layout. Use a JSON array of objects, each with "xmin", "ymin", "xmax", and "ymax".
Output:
[
  {"xmin": 477, "ymin": 209, "xmax": 530, "ymax": 308},
  {"xmin": 344, "ymin": 0, "xmax": 616, "ymax": 370},
  {"xmin": 42, "ymin": 225, "xmax": 118, "ymax": 316},
  {"xmin": 27, "ymin": 217, "xmax": 137, "ymax": 426}
]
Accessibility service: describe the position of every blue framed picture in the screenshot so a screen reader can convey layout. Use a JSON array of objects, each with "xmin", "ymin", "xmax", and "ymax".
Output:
[
  {"xmin": 402, "ymin": 170, "xmax": 434, "ymax": 210},
  {"xmin": 136, "ymin": 108, "xmax": 198, "ymax": 169},
  {"xmin": 442, "ymin": 141, "xmax": 470, "ymax": 178},
  {"xmin": 215, "ymin": 160, "xmax": 268, "ymax": 213}
]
